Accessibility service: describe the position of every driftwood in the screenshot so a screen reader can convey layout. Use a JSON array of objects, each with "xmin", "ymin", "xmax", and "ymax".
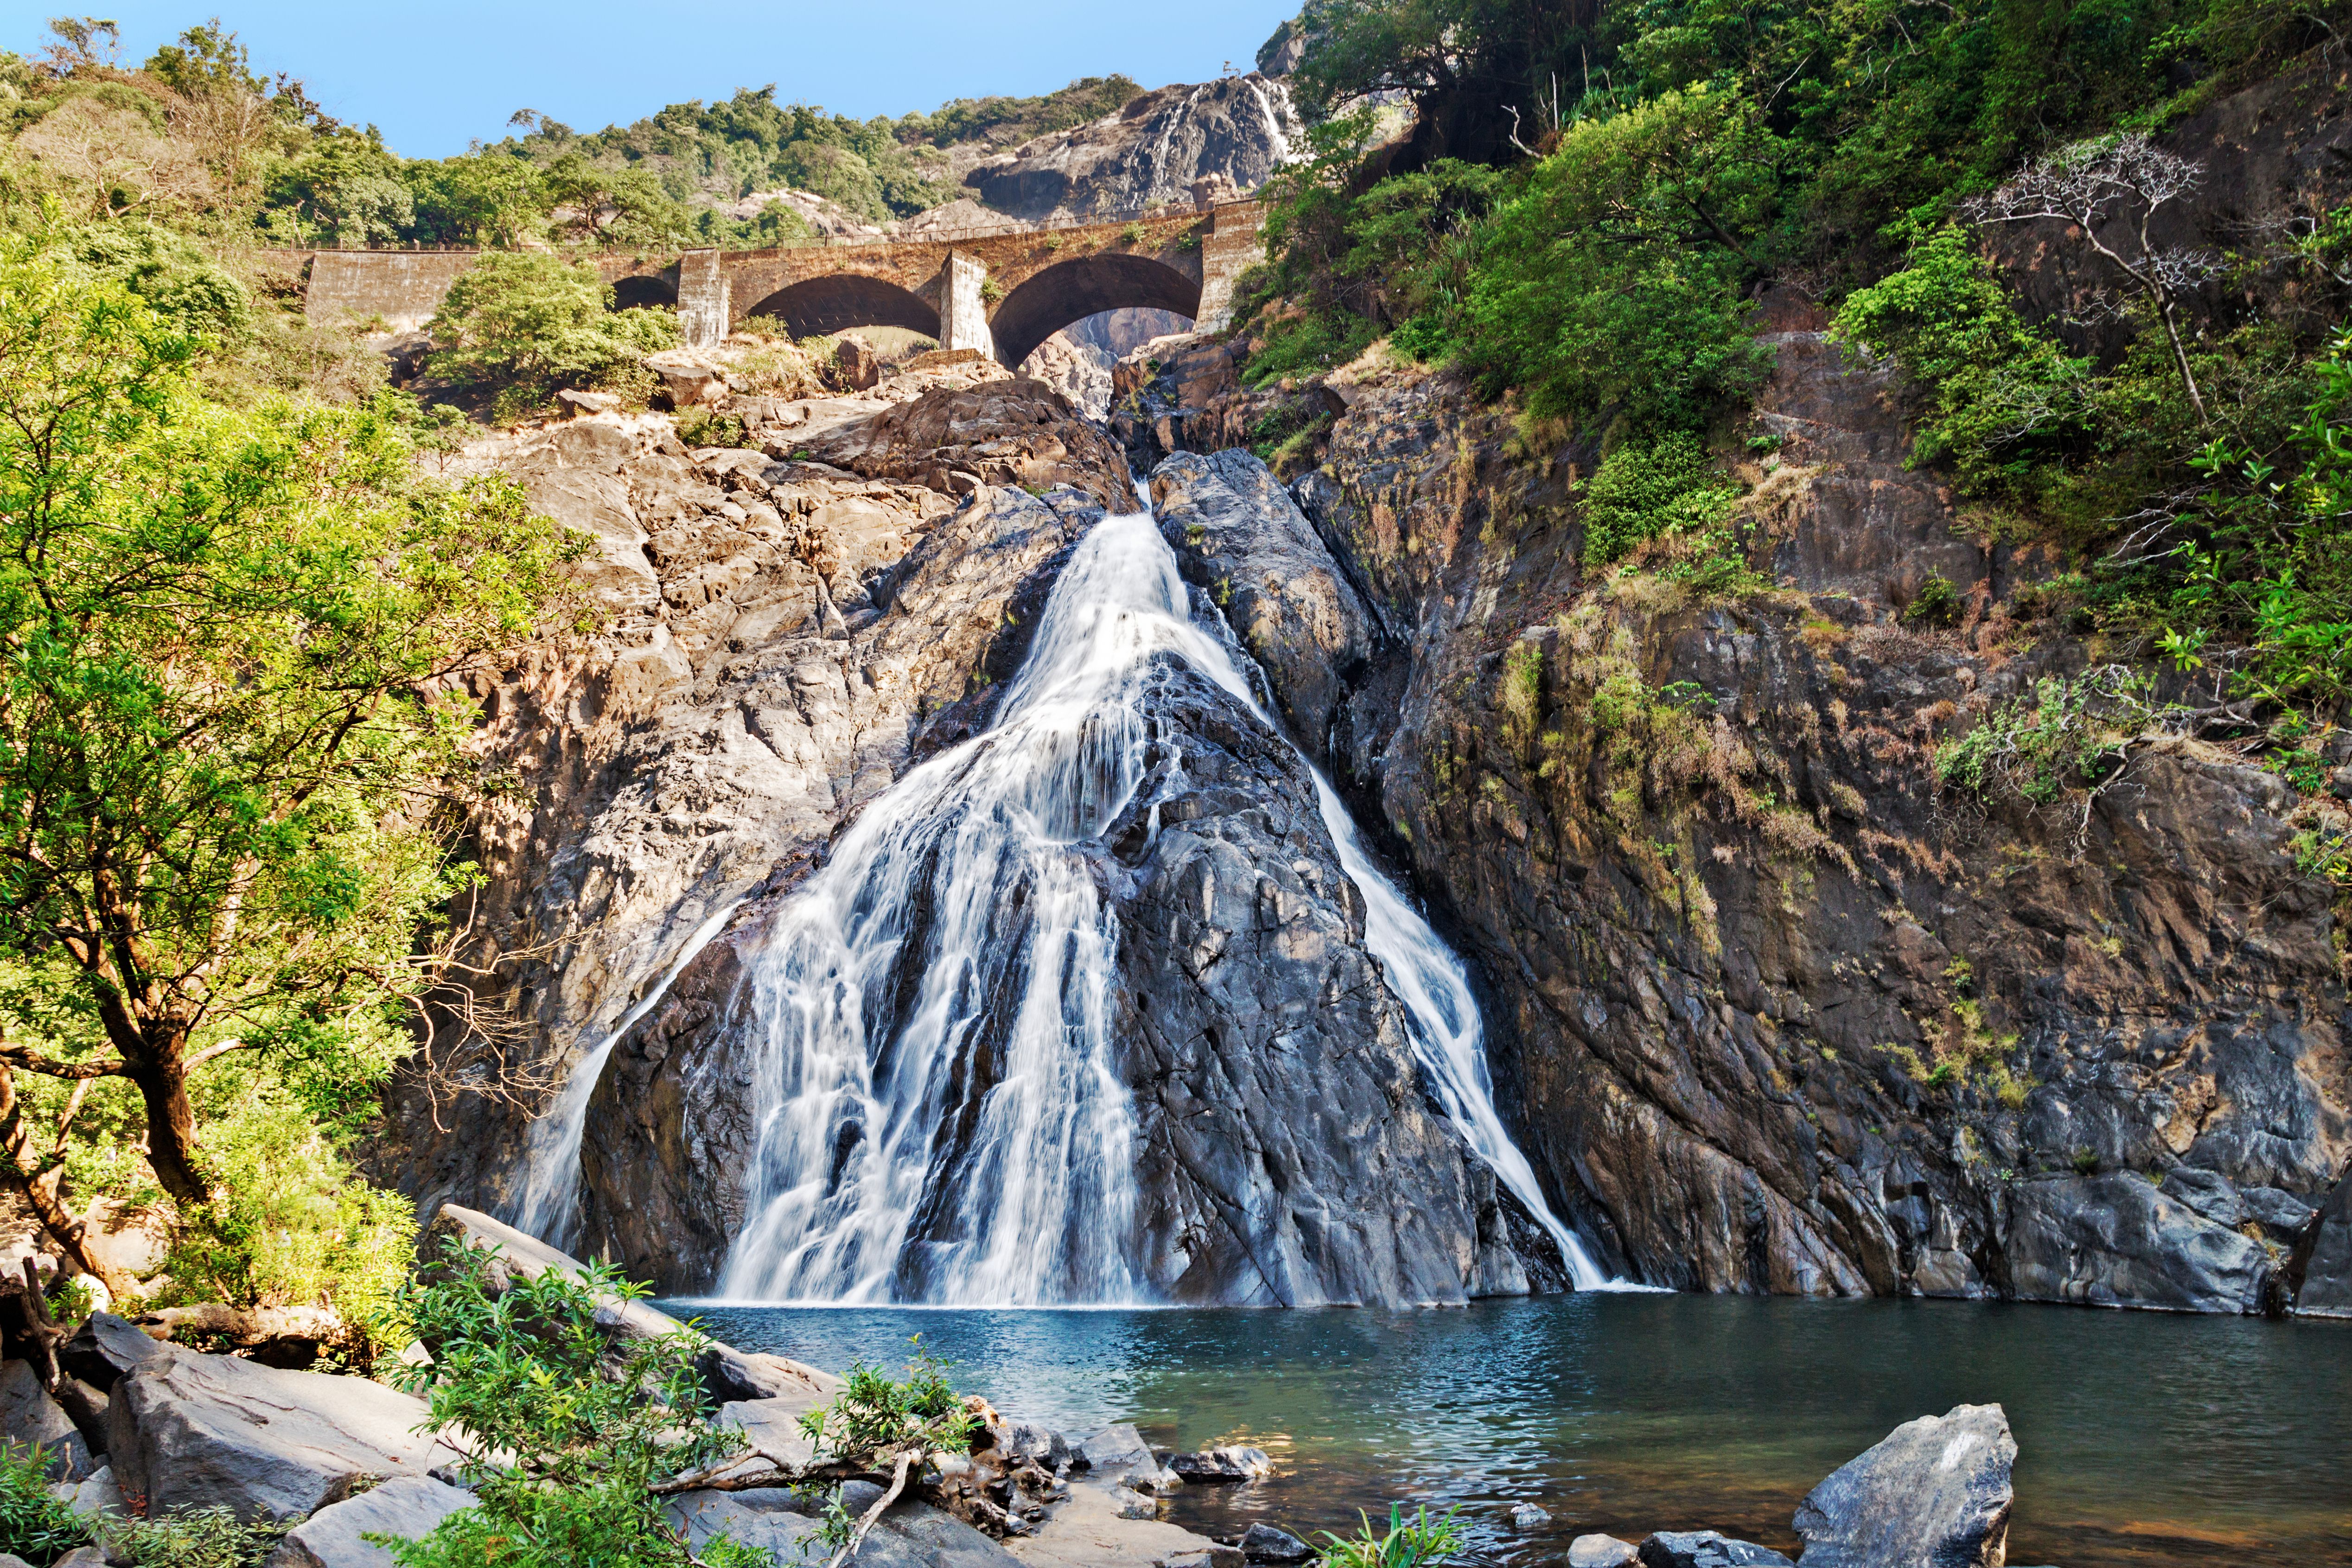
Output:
[{"xmin": 0, "ymin": 1257, "xmax": 67, "ymax": 1388}]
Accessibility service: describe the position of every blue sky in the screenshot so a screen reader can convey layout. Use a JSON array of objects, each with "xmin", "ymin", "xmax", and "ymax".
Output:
[{"xmin": 17, "ymin": 2, "xmax": 1302, "ymax": 158}]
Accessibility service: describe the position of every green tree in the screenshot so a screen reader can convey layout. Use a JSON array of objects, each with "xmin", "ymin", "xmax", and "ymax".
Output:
[
  {"xmin": 424, "ymin": 252, "xmax": 678, "ymax": 402},
  {"xmin": 388, "ymin": 1242, "xmax": 763, "ymax": 1568},
  {"xmin": 542, "ymin": 154, "xmax": 691, "ymax": 249},
  {"xmin": 405, "ymin": 153, "xmax": 547, "ymax": 247},
  {"xmin": 0, "ymin": 249, "xmax": 587, "ymax": 1210}
]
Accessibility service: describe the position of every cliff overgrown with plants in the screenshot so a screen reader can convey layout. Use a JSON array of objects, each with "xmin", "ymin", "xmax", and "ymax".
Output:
[{"xmin": 1242, "ymin": 0, "xmax": 2352, "ymax": 723}]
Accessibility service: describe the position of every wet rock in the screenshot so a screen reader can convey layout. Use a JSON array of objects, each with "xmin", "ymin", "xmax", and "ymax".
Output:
[
  {"xmin": 1571, "ymin": 1537, "xmax": 1641, "ymax": 1568},
  {"xmin": 1791, "ymin": 1402, "xmax": 2014, "ymax": 1568},
  {"xmin": 1509, "ymin": 1503, "xmax": 1552, "ymax": 1530},
  {"xmin": 264, "ymin": 1477, "xmax": 477, "ymax": 1568},
  {"xmin": 108, "ymin": 1348, "xmax": 461, "ymax": 1521},
  {"xmin": 2297, "ymin": 1170, "xmax": 2352, "ymax": 1315},
  {"xmin": 1153, "ymin": 448, "xmax": 1374, "ymax": 765},
  {"xmin": 1166, "ymin": 1446, "xmax": 1274, "ymax": 1484},
  {"xmin": 0, "ymin": 1360, "xmax": 92, "ymax": 1479},
  {"xmin": 58, "ymin": 1313, "xmax": 165, "ymax": 1392},
  {"xmin": 1240, "ymin": 1522, "xmax": 1314, "ymax": 1562},
  {"xmin": 2004, "ymin": 1175, "xmax": 2270, "ymax": 1313},
  {"xmin": 961, "ymin": 75, "xmax": 1302, "ymax": 223},
  {"xmin": 1073, "ymin": 1422, "xmax": 1153, "ymax": 1477},
  {"xmin": 1637, "ymin": 1531, "xmax": 1795, "ymax": 1568}
]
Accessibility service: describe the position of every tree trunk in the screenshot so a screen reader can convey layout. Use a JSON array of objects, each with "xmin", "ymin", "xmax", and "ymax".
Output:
[
  {"xmin": 0, "ymin": 1065, "xmax": 138, "ymax": 1301},
  {"xmin": 126, "ymin": 1042, "xmax": 211, "ymax": 1208}
]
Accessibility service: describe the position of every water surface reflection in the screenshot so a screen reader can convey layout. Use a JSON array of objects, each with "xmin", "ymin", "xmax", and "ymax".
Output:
[{"xmin": 680, "ymin": 1293, "xmax": 2352, "ymax": 1566}]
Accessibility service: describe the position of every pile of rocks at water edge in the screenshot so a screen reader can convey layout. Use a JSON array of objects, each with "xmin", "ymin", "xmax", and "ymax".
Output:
[
  {"xmin": 1558, "ymin": 1402, "xmax": 2043, "ymax": 1568},
  {"xmin": 0, "ymin": 1206, "xmax": 1241, "ymax": 1568}
]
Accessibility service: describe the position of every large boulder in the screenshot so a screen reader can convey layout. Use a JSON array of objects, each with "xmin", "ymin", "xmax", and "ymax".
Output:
[
  {"xmin": 1791, "ymin": 1403, "xmax": 2015, "ymax": 1568},
  {"xmin": 2003, "ymin": 1176, "xmax": 2270, "ymax": 1313},
  {"xmin": 57, "ymin": 1313, "xmax": 166, "ymax": 1392},
  {"xmin": 809, "ymin": 378, "xmax": 1135, "ymax": 509},
  {"xmin": 0, "ymin": 1359, "xmax": 93, "ymax": 1479},
  {"xmin": 264, "ymin": 1477, "xmax": 476, "ymax": 1568},
  {"xmin": 108, "ymin": 1348, "xmax": 462, "ymax": 1521}
]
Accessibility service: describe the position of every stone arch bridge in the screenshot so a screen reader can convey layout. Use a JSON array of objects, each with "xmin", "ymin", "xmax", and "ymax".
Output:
[{"xmin": 294, "ymin": 203, "xmax": 1266, "ymax": 367}]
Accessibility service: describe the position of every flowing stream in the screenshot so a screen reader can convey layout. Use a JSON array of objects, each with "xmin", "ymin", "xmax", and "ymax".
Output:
[{"xmin": 521, "ymin": 501, "xmax": 1608, "ymax": 1299}]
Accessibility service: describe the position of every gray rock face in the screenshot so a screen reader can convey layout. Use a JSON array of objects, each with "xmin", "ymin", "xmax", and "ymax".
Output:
[
  {"xmin": 1154, "ymin": 449, "xmax": 1375, "ymax": 768},
  {"xmin": 2297, "ymin": 1168, "xmax": 2352, "ymax": 1316},
  {"xmin": 264, "ymin": 1477, "xmax": 476, "ymax": 1568},
  {"xmin": 1638, "ymin": 1532, "xmax": 1796, "ymax": 1568},
  {"xmin": 0, "ymin": 1360, "xmax": 92, "ymax": 1480},
  {"xmin": 963, "ymin": 76, "xmax": 1303, "ymax": 222},
  {"xmin": 664, "ymin": 1489, "xmax": 825, "ymax": 1561},
  {"xmin": 1791, "ymin": 1403, "xmax": 2015, "ymax": 1568},
  {"xmin": 1166, "ymin": 1446, "xmax": 1274, "ymax": 1484},
  {"xmin": 668, "ymin": 1488, "xmax": 1020, "ymax": 1568},
  {"xmin": 108, "ymin": 1349, "xmax": 459, "ymax": 1521},
  {"xmin": 58, "ymin": 1313, "xmax": 165, "ymax": 1392},
  {"xmin": 2003, "ymin": 1175, "xmax": 2270, "ymax": 1313}
]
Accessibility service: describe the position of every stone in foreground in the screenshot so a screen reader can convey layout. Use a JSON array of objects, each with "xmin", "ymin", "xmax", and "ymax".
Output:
[
  {"xmin": 0, "ymin": 1360, "xmax": 93, "ymax": 1480},
  {"xmin": 1790, "ymin": 1402, "xmax": 2014, "ymax": 1568},
  {"xmin": 1638, "ymin": 1531, "xmax": 1796, "ymax": 1568},
  {"xmin": 1510, "ymin": 1502, "xmax": 1553, "ymax": 1530},
  {"xmin": 1166, "ymin": 1446, "xmax": 1273, "ymax": 1484},
  {"xmin": 1571, "ymin": 1536, "xmax": 1641, "ymax": 1568},
  {"xmin": 108, "ymin": 1347, "xmax": 462, "ymax": 1521},
  {"xmin": 264, "ymin": 1477, "xmax": 476, "ymax": 1568},
  {"xmin": 1239, "ymin": 1521, "xmax": 1313, "ymax": 1562}
]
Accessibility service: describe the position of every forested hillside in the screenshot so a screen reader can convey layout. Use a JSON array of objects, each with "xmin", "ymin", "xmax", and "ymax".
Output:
[{"xmin": 1239, "ymin": 0, "xmax": 2352, "ymax": 723}]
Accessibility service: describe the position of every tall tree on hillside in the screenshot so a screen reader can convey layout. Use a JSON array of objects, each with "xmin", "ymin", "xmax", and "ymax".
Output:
[{"xmin": 0, "ymin": 248, "xmax": 587, "ymax": 1210}]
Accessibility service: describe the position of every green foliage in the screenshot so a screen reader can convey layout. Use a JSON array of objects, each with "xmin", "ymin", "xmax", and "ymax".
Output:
[
  {"xmin": 1934, "ymin": 674, "xmax": 2133, "ymax": 803},
  {"xmin": 1831, "ymin": 227, "xmax": 2091, "ymax": 500},
  {"xmin": 1905, "ymin": 572, "xmax": 1964, "ymax": 629},
  {"xmin": 151, "ymin": 1090, "xmax": 417, "ymax": 1359},
  {"xmin": 388, "ymin": 1241, "xmax": 759, "ymax": 1568},
  {"xmin": 1579, "ymin": 433, "xmax": 1744, "ymax": 569},
  {"xmin": 0, "ymin": 1442, "xmax": 90, "ymax": 1568},
  {"xmin": 1464, "ymin": 90, "xmax": 1777, "ymax": 431},
  {"xmin": 0, "ymin": 250, "xmax": 588, "ymax": 1214},
  {"xmin": 108, "ymin": 1508, "xmax": 299, "ymax": 1568},
  {"xmin": 1313, "ymin": 1504, "xmax": 1466, "ymax": 1568},
  {"xmin": 676, "ymin": 407, "xmax": 752, "ymax": 448},
  {"xmin": 797, "ymin": 1337, "xmax": 977, "ymax": 1465},
  {"xmin": 425, "ymin": 252, "xmax": 678, "ymax": 405}
]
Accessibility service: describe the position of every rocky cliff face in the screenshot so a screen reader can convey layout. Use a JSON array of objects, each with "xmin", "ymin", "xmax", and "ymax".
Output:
[
  {"xmin": 962, "ymin": 76, "xmax": 1302, "ymax": 223},
  {"xmin": 1149, "ymin": 317, "xmax": 2352, "ymax": 1314}
]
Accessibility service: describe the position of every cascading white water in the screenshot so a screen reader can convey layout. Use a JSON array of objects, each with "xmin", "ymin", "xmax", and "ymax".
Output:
[
  {"xmin": 510, "ymin": 899, "xmax": 743, "ymax": 1250},
  {"xmin": 701, "ymin": 504, "xmax": 1613, "ymax": 1302}
]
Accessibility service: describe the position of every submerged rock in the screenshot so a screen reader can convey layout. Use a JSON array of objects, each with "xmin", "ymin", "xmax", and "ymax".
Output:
[
  {"xmin": 1637, "ymin": 1532, "xmax": 1795, "ymax": 1568},
  {"xmin": 1509, "ymin": 1502, "xmax": 1552, "ymax": 1530},
  {"xmin": 1790, "ymin": 1403, "xmax": 2014, "ymax": 1568},
  {"xmin": 1571, "ymin": 1537, "xmax": 1641, "ymax": 1568}
]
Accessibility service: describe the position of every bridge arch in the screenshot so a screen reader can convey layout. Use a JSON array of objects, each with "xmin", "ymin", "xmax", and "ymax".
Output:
[
  {"xmin": 610, "ymin": 274, "xmax": 677, "ymax": 311},
  {"xmin": 988, "ymin": 254, "xmax": 1203, "ymax": 368},
  {"xmin": 743, "ymin": 274, "xmax": 940, "ymax": 340}
]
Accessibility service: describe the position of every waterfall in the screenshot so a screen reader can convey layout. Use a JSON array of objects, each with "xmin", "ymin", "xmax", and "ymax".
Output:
[
  {"xmin": 699, "ymin": 503, "xmax": 1610, "ymax": 1302},
  {"xmin": 510, "ymin": 899, "xmax": 743, "ymax": 1251}
]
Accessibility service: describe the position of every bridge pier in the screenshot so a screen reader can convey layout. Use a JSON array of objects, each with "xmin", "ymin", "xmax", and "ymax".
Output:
[
  {"xmin": 676, "ymin": 250, "xmax": 730, "ymax": 348},
  {"xmin": 937, "ymin": 251, "xmax": 995, "ymax": 359}
]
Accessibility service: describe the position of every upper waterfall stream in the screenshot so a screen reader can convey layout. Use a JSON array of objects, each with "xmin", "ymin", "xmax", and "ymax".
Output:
[{"xmin": 521, "ymin": 502, "xmax": 1609, "ymax": 1301}]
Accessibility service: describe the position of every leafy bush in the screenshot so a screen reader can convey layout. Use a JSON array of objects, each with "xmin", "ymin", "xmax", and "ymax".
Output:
[
  {"xmin": 1905, "ymin": 572, "xmax": 1963, "ymax": 629},
  {"xmin": 0, "ymin": 1443, "xmax": 89, "ymax": 1567},
  {"xmin": 386, "ymin": 1241, "xmax": 762, "ymax": 1568},
  {"xmin": 1934, "ymin": 675, "xmax": 2134, "ymax": 805},
  {"xmin": 425, "ymin": 253, "xmax": 678, "ymax": 409},
  {"xmin": 1314, "ymin": 1504, "xmax": 1465, "ymax": 1568},
  {"xmin": 1462, "ymin": 91, "xmax": 1776, "ymax": 432},
  {"xmin": 108, "ymin": 1508, "xmax": 299, "ymax": 1568},
  {"xmin": 798, "ymin": 1337, "xmax": 978, "ymax": 1465},
  {"xmin": 151, "ymin": 1091, "xmax": 417, "ymax": 1362},
  {"xmin": 1579, "ymin": 434, "xmax": 1743, "ymax": 570},
  {"xmin": 1831, "ymin": 227, "xmax": 2091, "ymax": 502}
]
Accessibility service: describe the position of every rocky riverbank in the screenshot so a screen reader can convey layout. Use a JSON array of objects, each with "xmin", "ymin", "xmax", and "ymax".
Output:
[{"xmin": 0, "ymin": 1215, "xmax": 2043, "ymax": 1568}]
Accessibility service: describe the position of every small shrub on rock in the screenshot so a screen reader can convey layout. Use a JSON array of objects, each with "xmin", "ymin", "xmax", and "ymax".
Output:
[{"xmin": 0, "ymin": 1442, "xmax": 90, "ymax": 1567}]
